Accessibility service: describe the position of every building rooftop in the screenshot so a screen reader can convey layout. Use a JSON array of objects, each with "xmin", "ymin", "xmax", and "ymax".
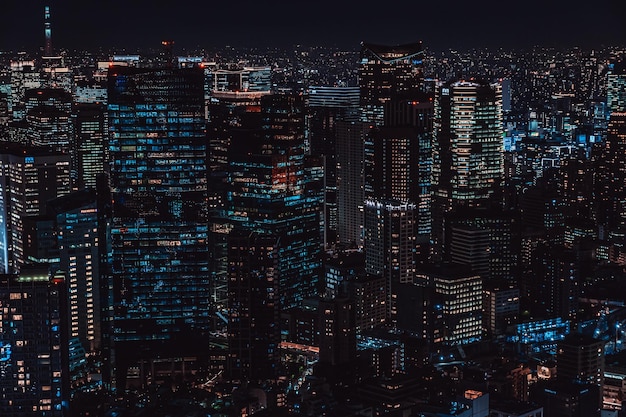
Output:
[{"xmin": 361, "ymin": 41, "xmax": 424, "ymax": 62}]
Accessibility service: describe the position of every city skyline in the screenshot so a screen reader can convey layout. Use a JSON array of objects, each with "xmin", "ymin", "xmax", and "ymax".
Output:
[
  {"xmin": 3, "ymin": 3, "xmax": 626, "ymax": 413},
  {"xmin": 1, "ymin": 0, "xmax": 626, "ymax": 52}
]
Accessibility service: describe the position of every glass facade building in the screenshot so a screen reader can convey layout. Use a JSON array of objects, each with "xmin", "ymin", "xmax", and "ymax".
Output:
[
  {"xmin": 0, "ymin": 269, "xmax": 66, "ymax": 416},
  {"xmin": 226, "ymin": 94, "xmax": 323, "ymax": 310},
  {"xmin": 107, "ymin": 66, "xmax": 210, "ymax": 387},
  {"xmin": 359, "ymin": 42, "xmax": 425, "ymax": 125},
  {"xmin": 433, "ymin": 80, "xmax": 504, "ymax": 255},
  {"xmin": 49, "ymin": 190, "xmax": 101, "ymax": 352},
  {"xmin": 0, "ymin": 144, "xmax": 71, "ymax": 273}
]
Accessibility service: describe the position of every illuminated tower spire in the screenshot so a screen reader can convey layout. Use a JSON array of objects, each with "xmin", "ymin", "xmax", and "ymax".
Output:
[{"xmin": 44, "ymin": 5, "xmax": 52, "ymax": 56}]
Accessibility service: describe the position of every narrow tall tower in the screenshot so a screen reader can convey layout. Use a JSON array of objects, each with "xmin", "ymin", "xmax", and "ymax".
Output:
[{"xmin": 44, "ymin": 5, "xmax": 53, "ymax": 57}]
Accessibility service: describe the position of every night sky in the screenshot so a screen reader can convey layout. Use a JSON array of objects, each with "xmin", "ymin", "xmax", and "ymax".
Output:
[{"xmin": 1, "ymin": 0, "xmax": 625, "ymax": 52}]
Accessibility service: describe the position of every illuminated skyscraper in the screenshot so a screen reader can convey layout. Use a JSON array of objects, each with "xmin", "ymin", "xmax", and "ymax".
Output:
[
  {"xmin": 593, "ymin": 112, "xmax": 626, "ymax": 232},
  {"xmin": 607, "ymin": 61, "xmax": 626, "ymax": 115},
  {"xmin": 336, "ymin": 120, "xmax": 370, "ymax": 247},
  {"xmin": 416, "ymin": 263, "xmax": 483, "ymax": 345},
  {"xmin": 73, "ymin": 103, "xmax": 107, "ymax": 189},
  {"xmin": 364, "ymin": 199, "xmax": 416, "ymax": 320},
  {"xmin": 445, "ymin": 207, "xmax": 521, "ymax": 284},
  {"xmin": 226, "ymin": 94, "xmax": 323, "ymax": 310},
  {"xmin": 9, "ymin": 60, "xmax": 41, "ymax": 120},
  {"xmin": 49, "ymin": 189, "xmax": 101, "ymax": 352},
  {"xmin": 212, "ymin": 67, "xmax": 271, "ymax": 93},
  {"xmin": 0, "ymin": 144, "xmax": 71, "ymax": 273},
  {"xmin": 44, "ymin": 5, "xmax": 52, "ymax": 57},
  {"xmin": 359, "ymin": 41, "xmax": 425, "ymax": 125},
  {"xmin": 24, "ymin": 88, "xmax": 72, "ymax": 153},
  {"xmin": 0, "ymin": 267, "xmax": 68, "ymax": 416},
  {"xmin": 107, "ymin": 65, "xmax": 210, "ymax": 388},
  {"xmin": 364, "ymin": 99, "xmax": 433, "ymax": 260},
  {"xmin": 207, "ymin": 89, "xmax": 268, "ymax": 310},
  {"xmin": 432, "ymin": 80, "xmax": 504, "ymax": 254}
]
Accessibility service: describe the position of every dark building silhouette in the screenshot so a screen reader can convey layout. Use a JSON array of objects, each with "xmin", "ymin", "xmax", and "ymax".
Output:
[
  {"xmin": 557, "ymin": 333, "xmax": 604, "ymax": 388},
  {"xmin": 227, "ymin": 230, "xmax": 279, "ymax": 383},
  {"xmin": 308, "ymin": 86, "xmax": 360, "ymax": 246},
  {"xmin": 24, "ymin": 88, "xmax": 72, "ymax": 154},
  {"xmin": 531, "ymin": 243, "xmax": 580, "ymax": 321},
  {"xmin": 318, "ymin": 296, "xmax": 356, "ymax": 366},
  {"xmin": 445, "ymin": 206, "xmax": 521, "ymax": 285}
]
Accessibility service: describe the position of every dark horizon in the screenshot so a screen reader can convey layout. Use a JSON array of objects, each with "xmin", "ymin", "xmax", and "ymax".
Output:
[{"xmin": 1, "ymin": 0, "xmax": 626, "ymax": 53}]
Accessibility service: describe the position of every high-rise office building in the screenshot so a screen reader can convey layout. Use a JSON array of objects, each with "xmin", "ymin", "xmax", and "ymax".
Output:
[
  {"xmin": 416, "ymin": 263, "xmax": 483, "ymax": 345},
  {"xmin": 433, "ymin": 80, "xmax": 504, "ymax": 254},
  {"xmin": 107, "ymin": 65, "xmax": 210, "ymax": 388},
  {"xmin": 0, "ymin": 267, "xmax": 68, "ymax": 416},
  {"xmin": 226, "ymin": 94, "xmax": 323, "ymax": 310},
  {"xmin": 343, "ymin": 273, "xmax": 387, "ymax": 333},
  {"xmin": 24, "ymin": 88, "xmax": 72, "ymax": 153},
  {"xmin": 9, "ymin": 60, "xmax": 41, "ymax": 120},
  {"xmin": 483, "ymin": 282, "xmax": 520, "ymax": 337},
  {"xmin": 226, "ymin": 229, "xmax": 279, "ymax": 383},
  {"xmin": 325, "ymin": 250, "xmax": 386, "ymax": 332},
  {"xmin": 0, "ymin": 143, "xmax": 71, "ymax": 273},
  {"xmin": 336, "ymin": 120, "xmax": 370, "ymax": 247},
  {"xmin": 73, "ymin": 103, "xmax": 107, "ymax": 189},
  {"xmin": 364, "ymin": 99, "xmax": 433, "ymax": 260},
  {"xmin": 308, "ymin": 86, "xmax": 360, "ymax": 246},
  {"xmin": 593, "ymin": 112, "xmax": 626, "ymax": 232},
  {"xmin": 212, "ymin": 67, "xmax": 272, "ymax": 93},
  {"xmin": 607, "ymin": 61, "xmax": 626, "ymax": 115},
  {"xmin": 207, "ymin": 89, "xmax": 269, "ymax": 310},
  {"xmin": 49, "ymin": 189, "xmax": 101, "ymax": 353},
  {"xmin": 433, "ymin": 80, "xmax": 503, "ymax": 207},
  {"xmin": 445, "ymin": 207, "xmax": 521, "ymax": 284},
  {"xmin": 364, "ymin": 199, "xmax": 416, "ymax": 321},
  {"xmin": 359, "ymin": 42, "xmax": 424, "ymax": 125}
]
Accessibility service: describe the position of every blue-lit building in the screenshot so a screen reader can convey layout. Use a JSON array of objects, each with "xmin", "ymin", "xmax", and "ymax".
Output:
[
  {"xmin": 0, "ymin": 267, "xmax": 68, "ymax": 416},
  {"xmin": 509, "ymin": 317, "xmax": 570, "ymax": 356},
  {"xmin": 48, "ymin": 189, "xmax": 101, "ymax": 353},
  {"xmin": 107, "ymin": 65, "xmax": 210, "ymax": 388},
  {"xmin": 0, "ymin": 143, "xmax": 71, "ymax": 274},
  {"xmin": 24, "ymin": 88, "xmax": 72, "ymax": 154},
  {"xmin": 226, "ymin": 94, "xmax": 323, "ymax": 310}
]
